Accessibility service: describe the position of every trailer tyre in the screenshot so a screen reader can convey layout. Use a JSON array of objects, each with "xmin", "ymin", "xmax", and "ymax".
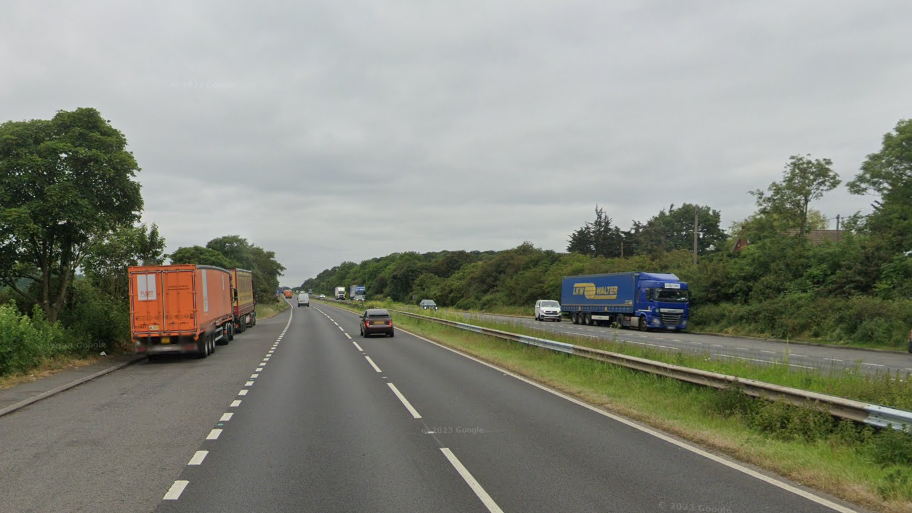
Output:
[{"xmin": 197, "ymin": 335, "xmax": 210, "ymax": 358}]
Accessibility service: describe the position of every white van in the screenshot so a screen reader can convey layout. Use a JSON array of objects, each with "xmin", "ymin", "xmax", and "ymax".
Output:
[
  {"xmin": 297, "ymin": 293, "xmax": 310, "ymax": 307},
  {"xmin": 534, "ymin": 300, "xmax": 562, "ymax": 321}
]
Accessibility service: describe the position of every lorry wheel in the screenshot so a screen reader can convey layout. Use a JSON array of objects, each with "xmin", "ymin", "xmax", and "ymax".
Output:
[
  {"xmin": 638, "ymin": 317, "xmax": 648, "ymax": 332},
  {"xmin": 585, "ymin": 314, "xmax": 593, "ymax": 326},
  {"xmin": 237, "ymin": 319, "xmax": 247, "ymax": 333},
  {"xmin": 197, "ymin": 336, "xmax": 209, "ymax": 358},
  {"xmin": 251, "ymin": 313, "xmax": 257, "ymax": 326},
  {"xmin": 227, "ymin": 324, "xmax": 235, "ymax": 341}
]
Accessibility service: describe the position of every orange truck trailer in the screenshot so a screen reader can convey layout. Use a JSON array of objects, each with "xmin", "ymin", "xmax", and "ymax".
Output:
[
  {"xmin": 129, "ymin": 264, "xmax": 235, "ymax": 358},
  {"xmin": 230, "ymin": 268, "xmax": 257, "ymax": 333}
]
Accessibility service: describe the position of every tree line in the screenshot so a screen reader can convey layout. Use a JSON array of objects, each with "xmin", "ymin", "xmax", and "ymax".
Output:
[
  {"xmin": 304, "ymin": 119, "xmax": 912, "ymax": 347},
  {"xmin": 0, "ymin": 108, "xmax": 285, "ymax": 375}
]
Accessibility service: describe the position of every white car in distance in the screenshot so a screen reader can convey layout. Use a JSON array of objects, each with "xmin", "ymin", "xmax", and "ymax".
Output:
[{"xmin": 534, "ymin": 300, "xmax": 562, "ymax": 322}]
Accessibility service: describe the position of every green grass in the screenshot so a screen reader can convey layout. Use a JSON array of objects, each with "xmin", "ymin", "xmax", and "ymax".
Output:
[
  {"xmin": 256, "ymin": 298, "xmax": 290, "ymax": 319},
  {"xmin": 379, "ymin": 311, "xmax": 912, "ymax": 513},
  {"xmin": 370, "ymin": 303, "xmax": 911, "ymax": 411}
]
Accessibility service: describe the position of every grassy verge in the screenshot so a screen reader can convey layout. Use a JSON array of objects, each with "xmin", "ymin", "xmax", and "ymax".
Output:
[
  {"xmin": 390, "ymin": 313, "xmax": 912, "ymax": 513},
  {"xmin": 340, "ymin": 300, "xmax": 912, "ymax": 411},
  {"xmin": 320, "ymin": 300, "xmax": 912, "ymax": 511},
  {"xmin": 0, "ymin": 354, "xmax": 106, "ymax": 391},
  {"xmin": 256, "ymin": 298, "xmax": 290, "ymax": 319}
]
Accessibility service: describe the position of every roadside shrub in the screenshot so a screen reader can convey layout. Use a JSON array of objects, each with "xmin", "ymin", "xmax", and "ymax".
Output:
[
  {"xmin": 58, "ymin": 279, "xmax": 131, "ymax": 354},
  {"xmin": 868, "ymin": 426, "xmax": 912, "ymax": 467},
  {"xmin": 0, "ymin": 303, "xmax": 68, "ymax": 376},
  {"xmin": 747, "ymin": 399, "xmax": 835, "ymax": 442}
]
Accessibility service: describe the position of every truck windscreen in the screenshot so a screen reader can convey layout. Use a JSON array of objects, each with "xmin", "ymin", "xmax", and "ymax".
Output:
[{"xmin": 655, "ymin": 289, "xmax": 689, "ymax": 302}]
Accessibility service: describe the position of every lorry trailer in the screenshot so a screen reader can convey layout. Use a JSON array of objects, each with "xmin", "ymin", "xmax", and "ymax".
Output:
[
  {"xmin": 230, "ymin": 268, "xmax": 257, "ymax": 333},
  {"xmin": 129, "ymin": 264, "xmax": 235, "ymax": 358},
  {"xmin": 349, "ymin": 284, "xmax": 366, "ymax": 301},
  {"xmin": 560, "ymin": 272, "xmax": 689, "ymax": 331}
]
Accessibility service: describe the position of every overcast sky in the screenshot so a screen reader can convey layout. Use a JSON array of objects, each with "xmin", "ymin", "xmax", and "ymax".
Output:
[{"xmin": 4, "ymin": 1, "xmax": 912, "ymax": 285}]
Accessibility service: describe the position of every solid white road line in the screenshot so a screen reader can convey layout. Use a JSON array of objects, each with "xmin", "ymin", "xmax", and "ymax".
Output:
[
  {"xmin": 440, "ymin": 448, "xmax": 504, "ymax": 513},
  {"xmin": 365, "ymin": 356, "xmax": 382, "ymax": 373},
  {"xmin": 206, "ymin": 429, "xmax": 222, "ymax": 440},
  {"xmin": 404, "ymin": 328, "xmax": 857, "ymax": 513},
  {"xmin": 163, "ymin": 480, "xmax": 189, "ymax": 500},
  {"xmin": 220, "ymin": 413, "xmax": 233, "ymax": 422},
  {"xmin": 387, "ymin": 383, "xmax": 422, "ymax": 419},
  {"xmin": 188, "ymin": 451, "xmax": 208, "ymax": 465},
  {"xmin": 352, "ymin": 341, "xmax": 364, "ymax": 352},
  {"xmin": 230, "ymin": 400, "xmax": 242, "ymax": 407}
]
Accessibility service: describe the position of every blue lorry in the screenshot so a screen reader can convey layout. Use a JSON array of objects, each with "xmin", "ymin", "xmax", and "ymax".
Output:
[{"xmin": 560, "ymin": 272, "xmax": 690, "ymax": 331}]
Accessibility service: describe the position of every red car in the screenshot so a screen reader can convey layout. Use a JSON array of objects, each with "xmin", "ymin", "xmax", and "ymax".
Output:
[{"xmin": 360, "ymin": 309, "xmax": 394, "ymax": 337}]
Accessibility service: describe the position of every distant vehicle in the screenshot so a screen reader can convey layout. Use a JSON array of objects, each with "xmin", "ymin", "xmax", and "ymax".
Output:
[
  {"xmin": 534, "ymin": 300, "xmax": 562, "ymax": 322},
  {"xmin": 360, "ymin": 308, "xmax": 394, "ymax": 337},
  {"xmin": 129, "ymin": 264, "xmax": 234, "ymax": 358},
  {"xmin": 230, "ymin": 268, "xmax": 257, "ymax": 332},
  {"xmin": 297, "ymin": 293, "xmax": 310, "ymax": 307},
  {"xmin": 561, "ymin": 272, "xmax": 689, "ymax": 331},
  {"xmin": 319, "ymin": 294, "xmax": 326, "ymax": 299},
  {"xmin": 350, "ymin": 284, "xmax": 366, "ymax": 301},
  {"xmin": 334, "ymin": 286, "xmax": 345, "ymax": 300},
  {"xmin": 283, "ymin": 290, "xmax": 293, "ymax": 298},
  {"xmin": 419, "ymin": 299, "xmax": 438, "ymax": 310}
]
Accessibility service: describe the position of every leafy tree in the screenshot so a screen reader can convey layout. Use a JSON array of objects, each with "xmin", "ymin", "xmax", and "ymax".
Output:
[
  {"xmin": 82, "ymin": 223, "xmax": 166, "ymax": 299},
  {"xmin": 169, "ymin": 246, "xmax": 235, "ymax": 269},
  {"xmin": 634, "ymin": 203, "xmax": 725, "ymax": 256},
  {"xmin": 0, "ymin": 108, "xmax": 143, "ymax": 322},
  {"xmin": 751, "ymin": 154, "xmax": 840, "ymax": 237},
  {"xmin": 848, "ymin": 118, "xmax": 912, "ymax": 254},
  {"xmin": 567, "ymin": 205, "xmax": 623, "ymax": 258}
]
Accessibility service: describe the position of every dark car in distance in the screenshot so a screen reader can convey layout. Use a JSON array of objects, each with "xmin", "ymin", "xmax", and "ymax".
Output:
[{"xmin": 360, "ymin": 308, "xmax": 394, "ymax": 337}]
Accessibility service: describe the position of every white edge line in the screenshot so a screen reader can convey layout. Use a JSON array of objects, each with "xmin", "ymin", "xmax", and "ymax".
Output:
[
  {"xmin": 365, "ymin": 356, "xmax": 382, "ymax": 373},
  {"xmin": 188, "ymin": 450, "xmax": 208, "ymax": 465},
  {"xmin": 441, "ymin": 448, "xmax": 504, "ymax": 513},
  {"xmin": 163, "ymin": 480, "xmax": 189, "ymax": 500},
  {"xmin": 387, "ymin": 383, "xmax": 421, "ymax": 419},
  {"xmin": 400, "ymin": 328, "xmax": 857, "ymax": 513}
]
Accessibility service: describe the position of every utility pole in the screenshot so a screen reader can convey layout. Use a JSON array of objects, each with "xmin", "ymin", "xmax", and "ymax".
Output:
[
  {"xmin": 836, "ymin": 214, "xmax": 841, "ymax": 240},
  {"xmin": 693, "ymin": 204, "xmax": 698, "ymax": 265}
]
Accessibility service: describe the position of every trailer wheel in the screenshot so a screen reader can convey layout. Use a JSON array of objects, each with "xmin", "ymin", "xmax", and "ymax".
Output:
[
  {"xmin": 585, "ymin": 314, "xmax": 593, "ymax": 326},
  {"xmin": 197, "ymin": 335, "xmax": 209, "ymax": 358},
  {"xmin": 250, "ymin": 312, "xmax": 257, "ymax": 326},
  {"xmin": 237, "ymin": 318, "xmax": 247, "ymax": 333}
]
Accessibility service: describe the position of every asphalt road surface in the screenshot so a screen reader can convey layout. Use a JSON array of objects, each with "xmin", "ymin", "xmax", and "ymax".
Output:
[
  {"xmin": 463, "ymin": 311, "xmax": 912, "ymax": 377},
  {"xmin": 0, "ymin": 301, "xmax": 867, "ymax": 512}
]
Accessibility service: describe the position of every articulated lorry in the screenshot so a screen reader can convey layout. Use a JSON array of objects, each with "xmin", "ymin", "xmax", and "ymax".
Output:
[
  {"xmin": 129, "ymin": 264, "xmax": 235, "ymax": 358},
  {"xmin": 560, "ymin": 272, "xmax": 689, "ymax": 331},
  {"xmin": 230, "ymin": 268, "xmax": 257, "ymax": 333},
  {"xmin": 349, "ymin": 284, "xmax": 366, "ymax": 301},
  {"xmin": 334, "ymin": 286, "xmax": 346, "ymax": 300}
]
